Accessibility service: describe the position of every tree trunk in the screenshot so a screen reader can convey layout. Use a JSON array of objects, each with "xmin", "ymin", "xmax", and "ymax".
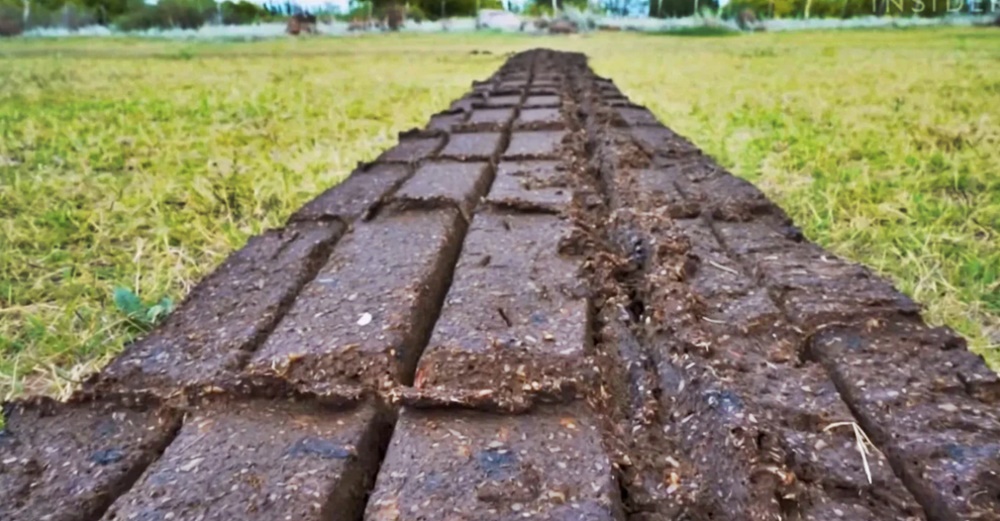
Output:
[
  {"xmin": 551, "ymin": 0, "xmax": 558, "ymax": 13},
  {"xmin": 805, "ymin": 0, "xmax": 812, "ymax": 17},
  {"xmin": 23, "ymin": 0, "xmax": 30, "ymax": 26}
]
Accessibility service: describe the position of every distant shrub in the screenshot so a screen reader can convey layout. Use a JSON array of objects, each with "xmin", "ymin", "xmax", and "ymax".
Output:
[
  {"xmin": 114, "ymin": 0, "xmax": 216, "ymax": 31},
  {"xmin": 220, "ymin": 0, "xmax": 270, "ymax": 25},
  {"xmin": 0, "ymin": 4, "xmax": 23, "ymax": 36},
  {"xmin": 386, "ymin": 4, "xmax": 404, "ymax": 29},
  {"xmin": 407, "ymin": 4, "xmax": 427, "ymax": 22}
]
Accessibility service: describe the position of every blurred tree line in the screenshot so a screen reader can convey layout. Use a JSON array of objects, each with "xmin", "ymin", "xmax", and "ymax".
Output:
[
  {"xmin": 0, "ymin": 0, "xmax": 279, "ymax": 34},
  {"xmin": 0, "ymin": 0, "xmax": 993, "ymax": 36}
]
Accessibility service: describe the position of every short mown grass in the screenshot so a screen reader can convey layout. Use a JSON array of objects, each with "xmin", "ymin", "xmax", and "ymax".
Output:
[{"xmin": 1, "ymin": 29, "xmax": 998, "ymax": 400}]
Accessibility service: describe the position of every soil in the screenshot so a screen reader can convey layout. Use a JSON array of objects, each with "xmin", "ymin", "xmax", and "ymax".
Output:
[
  {"xmin": 523, "ymin": 94, "xmax": 563, "ymax": 107},
  {"xmin": 245, "ymin": 209, "xmax": 466, "ymax": 396},
  {"xmin": 7, "ymin": 48, "xmax": 1000, "ymax": 521},
  {"xmin": 100, "ymin": 398, "xmax": 390, "ymax": 521},
  {"xmin": 515, "ymin": 107, "xmax": 567, "ymax": 130},
  {"xmin": 390, "ymin": 160, "xmax": 492, "ymax": 217},
  {"xmin": 487, "ymin": 160, "xmax": 572, "ymax": 212},
  {"xmin": 458, "ymin": 107, "xmax": 517, "ymax": 132},
  {"xmin": 290, "ymin": 163, "xmax": 410, "ymax": 223},
  {"xmin": 377, "ymin": 133, "xmax": 445, "ymax": 164},
  {"xmin": 0, "ymin": 396, "xmax": 180, "ymax": 521},
  {"xmin": 504, "ymin": 130, "xmax": 569, "ymax": 160},
  {"xmin": 365, "ymin": 405, "xmax": 623, "ymax": 521},
  {"xmin": 438, "ymin": 132, "xmax": 506, "ymax": 161},
  {"xmin": 412, "ymin": 211, "xmax": 589, "ymax": 410}
]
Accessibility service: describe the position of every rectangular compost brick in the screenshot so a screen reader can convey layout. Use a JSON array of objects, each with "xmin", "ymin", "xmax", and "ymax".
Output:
[
  {"xmin": 102, "ymin": 400, "xmax": 389, "ymax": 521},
  {"xmin": 650, "ymin": 352, "xmax": 925, "ymax": 520},
  {"xmin": 96, "ymin": 221, "xmax": 342, "ymax": 394},
  {"xmin": 496, "ymin": 81, "xmax": 527, "ymax": 93},
  {"xmin": 514, "ymin": 107, "xmax": 566, "ymax": 130},
  {"xmin": 364, "ymin": 405, "xmax": 623, "ymax": 521},
  {"xmin": 472, "ymin": 80, "xmax": 494, "ymax": 93},
  {"xmin": 480, "ymin": 94, "xmax": 522, "ymax": 108},
  {"xmin": 486, "ymin": 160, "xmax": 572, "ymax": 212},
  {"xmin": 290, "ymin": 163, "xmax": 410, "ymax": 223},
  {"xmin": 504, "ymin": 130, "xmax": 567, "ymax": 160},
  {"xmin": 439, "ymin": 132, "xmax": 504, "ymax": 161},
  {"xmin": 810, "ymin": 321, "xmax": 1000, "ymax": 521},
  {"xmin": 377, "ymin": 132, "xmax": 444, "ymax": 163},
  {"xmin": 630, "ymin": 125, "xmax": 701, "ymax": 158},
  {"xmin": 522, "ymin": 95, "xmax": 562, "ymax": 108},
  {"xmin": 671, "ymin": 219, "xmax": 755, "ymax": 300},
  {"xmin": 619, "ymin": 214, "xmax": 924, "ymax": 519},
  {"xmin": 450, "ymin": 93, "xmax": 482, "ymax": 114},
  {"xmin": 713, "ymin": 220, "xmax": 919, "ymax": 329},
  {"xmin": 665, "ymin": 162, "xmax": 786, "ymax": 222},
  {"xmin": 391, "ymin": 161, "xmax": 492, "ymax": 215},
  {"xmin": 598, "ymin": 84, "xmax": 623, "ymax": 99},
  {"xmin": 614, "ymin": 105, "xmax": 660, "ymax": 127},
  {"xmin": 0, "ymin": 397, "xmax": 180, "ymax": 521},
  {"xmin": 527, "ymin": 87, "xmax": 561, "ymax": 97},
  {"xmin": 412, "ymin": 212, "xmax": 588, "ymax": 408},
  {"xmin": 427, "ymin": 110, "xmax": 468, "ymax": 132},
  {"xmin": 461, "ymin": 107, "xmax": 516, "ymax": 132},
  {"xmin": 247, "ymin": 209, "xmax": 464, "ymax": 394},
  {"xmin": 631, "ymin": 168, "xmax": 701, "ymax": 218}
]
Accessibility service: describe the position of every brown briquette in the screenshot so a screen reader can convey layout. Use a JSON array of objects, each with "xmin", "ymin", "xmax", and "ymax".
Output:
[
  {"xmin": 612, "ymin": 105, "xmax": 662, "ymax": 127},
  {"xmin": 714, "ymin": 219, "xmax": 921, "ymax": 330},
  {"xmin": 631, "ymin": 125, "xmax": 703, "ymax": 159},
  {"xmin": 411, "ymin": 211, "xmax": 590, "ymax": 409},
  {"xmin": 632, "ymin": 168, "xmax": 702, "ymax": 219},
  {"xmin": 588, "ymin": 84, "xmax": 926, "ymax": 518},
  {"xmin": 364, "ymin": 404, "xmax": 624, "ymax": 521},
  {"xmin": 450, "ymin": 93, "xmax": 484, "ymax": 114},
  {"xmin": 438, "ymin": 132, "xmax": 505, "ymax": 161},
  {"xmin": 101, "ymin": 399, "xmax": 391, "ymax": 521},
  {"xmin": 515, "ymin": 107, "xmax": 567, "ymax": 130},
  {"xmin": 809, "ymin": 320, "xmax": 1000, "ymax": 521},
  {"xmin": 495, "ymin": 82, "xmax": 528, "ymax": 93},
  {"xmin": 245, "ymin": 208, "xmax": 465, "ymax": 396},
  {"xmin": 486, "ymin": 160, "xmax": 572, "ymax": 213},
  {"xmin": 458, "ymin": 107, "xmax": 517, "ymax": 132},
  {"xmin": 376, "ymin": 130, "xmax": 445, "ymax": 163},
  {"xmin": 390, "ymin": 160, "xmax": 493, "ymax": 216},
  {"xmin": 478, "ymin": 94, "xmax": 522, "ymax": 108},
  {"xmin": 600, "ymin": 212, "xmax": 925, "ymax": 520},
  {"xmin": 523, "ymin": 95, "xmax": 562, "ymax": 108},
  {"xmin": 0, "ymin": 396, "xmax": 181, "ymax": 521},
  {"xmin": 659, "ymin": 156, "xmax": 790, "ymax": 222},
  {"xmin": 504, "ymin": 130, "xmax": 569, "ymax": 160},
  {"xmin": 93, "ymin": 220, "xmax": 342, "ymax": 396},
  {"xmin": 289, "ymin": 163, "xmax": 410, "ymax": 223},
  {"xmin": 427, "ymin": 109, "xmax": 469, "ymax": 132},
  {"xmin": 527, "ymin": 85, "xmax": 562, "ymax": 95}
]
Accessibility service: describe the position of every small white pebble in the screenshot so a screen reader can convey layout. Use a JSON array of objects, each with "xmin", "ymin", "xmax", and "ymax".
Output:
[{"xmin": 357, "ymin": 313, "xmax": 373, "ymax": 326}]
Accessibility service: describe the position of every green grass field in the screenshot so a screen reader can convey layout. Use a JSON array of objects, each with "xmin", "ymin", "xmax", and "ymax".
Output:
[{"xmin": 1, "ymin": 28, "xmax": 998, "ymax": 399}]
